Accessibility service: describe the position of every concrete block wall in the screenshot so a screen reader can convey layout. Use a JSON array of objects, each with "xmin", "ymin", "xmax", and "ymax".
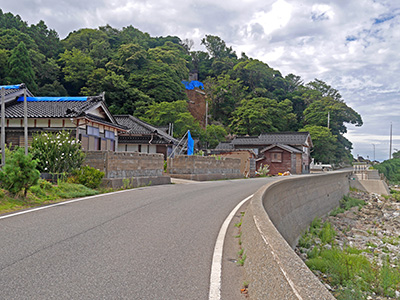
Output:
[
  {"xmin": 167, "ymin": 155, "xmax": 242, "ymax": 181},
  {"xmin": 85, "ymin": 151, "xmax": 164, "ymax": 179},
  {"xmin": 242, "ymin": 171, "xmax": 351, "ymax": 299}
]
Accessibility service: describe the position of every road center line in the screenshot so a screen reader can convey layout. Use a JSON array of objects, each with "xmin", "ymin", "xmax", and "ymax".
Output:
[{"xmin": 208, "ymin": 194, "xmax": 253, "ymax": 300}]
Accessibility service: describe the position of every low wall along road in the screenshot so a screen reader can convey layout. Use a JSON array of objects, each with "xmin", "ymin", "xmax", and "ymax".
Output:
[
  {"xmin": 242, "ymin": 171, "xmax": 352, "ymax": 299},
  {"xmin": 167, "ymin": 155, "xmax": 242, "ymax": 181}
]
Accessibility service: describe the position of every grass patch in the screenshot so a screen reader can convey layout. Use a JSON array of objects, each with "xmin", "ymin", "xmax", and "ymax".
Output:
[
  {"xmin": 330, "ymin": 194, "xmax": 366, "ymax": 216},
  {"xmin": 299, "ymin": 217, "xmax": 400, "ymax": 299},
  {"xmin": 0, "ymin": 179, "xmax": 98, "ymax": 215}
]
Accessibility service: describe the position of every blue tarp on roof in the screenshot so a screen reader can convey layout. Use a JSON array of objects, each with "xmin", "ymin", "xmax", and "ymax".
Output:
[
  {"xmin": 182, "ymin": 80, "xmax": 204, "ymax": 90},
  {"xmin": 0, "ymin": 84, "xmax": 23, "ymax": 90},
  {"xmin": 17, "ymin": 97, "xmax": 88, "ymax": 102}
]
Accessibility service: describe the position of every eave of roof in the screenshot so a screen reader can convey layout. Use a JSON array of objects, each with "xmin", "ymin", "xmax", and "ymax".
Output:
[
  {"xmin": 260, "ymin": 143, "xmax": 302, "ymax": 154},
  {"xmin": 115, "ymin": 115, "xmax": 178, "ymax": 144}
]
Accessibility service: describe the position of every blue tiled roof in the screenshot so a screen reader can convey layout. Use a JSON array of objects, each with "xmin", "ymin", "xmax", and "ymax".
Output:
[
  {"xmin": 0, "ymin": 84, "xmax": 24, "ymax": 90},
  {"xmin": 17, "ymin": 97, "xmax": 88, "ymax": 102}
]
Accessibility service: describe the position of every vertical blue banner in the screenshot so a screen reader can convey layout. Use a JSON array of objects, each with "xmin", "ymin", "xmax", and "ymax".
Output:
[{"xmin": 187, "ymin": 130, "xmax": 194, "ymax": 155}]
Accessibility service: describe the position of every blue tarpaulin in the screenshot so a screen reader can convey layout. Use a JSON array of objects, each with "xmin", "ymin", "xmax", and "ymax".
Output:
[
  {"xmin": 187, "ymin": 130, "xmax": 194, "ymax": 155},
  {"xmin": 182, "ymin": 80, "xmax": 204, "ymax": 90},
  {"xmin": 17, "ymin": 97, "xmax": 88, "ymax": 102},
  {"xmin": 0, "ymin": 84, "xmax": 23, "ymax": 90}
]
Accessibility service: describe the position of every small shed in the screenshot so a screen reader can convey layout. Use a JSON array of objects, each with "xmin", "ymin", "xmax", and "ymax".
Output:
[{"xmin": 257, "ymin": 144, "xmax": 303, "ymax": 175}]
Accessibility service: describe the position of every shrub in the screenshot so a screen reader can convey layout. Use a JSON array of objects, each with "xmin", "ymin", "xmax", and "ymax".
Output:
[
  {"xmin": 319, "ymin": 222, "xmax": 336, "ymax": 244},
  {"xmin": 31, "ymin": 131, "xmax": 85, "ymax": 173},
  {"xmin": 257, "ymin": 164, "xmax": 270, "ymax": 177},
  {"xmin": 0, "ymin": 147, "xmax": 40, "ymax": 197},
  {"xmin": 70, "ymin": 166, "xmax": 104, "ymax": 189},
  {"xmin": 340, "ymin": 195, "xmax": 365, "ymax": 210}
]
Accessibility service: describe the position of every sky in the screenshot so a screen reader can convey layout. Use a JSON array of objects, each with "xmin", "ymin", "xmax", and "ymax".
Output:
[{"xmin": 1, "ymin": 0, "xmax": 399, "ymax": 161}]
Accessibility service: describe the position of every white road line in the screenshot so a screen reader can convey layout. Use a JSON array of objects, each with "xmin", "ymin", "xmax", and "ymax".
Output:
[
  {"xmin": 0, "ymin": 187, "xmax": 150, "ymax": 220},
  {"xmin": 208, "ymin": 194, "xmax": 253, "ymax": 300}
]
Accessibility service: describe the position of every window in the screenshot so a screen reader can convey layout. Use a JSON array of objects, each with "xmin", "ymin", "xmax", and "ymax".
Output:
[
  {"xmin": 271, "ymin": 152, "xmax": 282, "ymax": 162},
  {"xmin": 105, "ymin": 130, "xmax": 115, "ymax": 140},
  {"xmin": 87, "ymin": 126, "xmax": 99, "ymax": 136}
]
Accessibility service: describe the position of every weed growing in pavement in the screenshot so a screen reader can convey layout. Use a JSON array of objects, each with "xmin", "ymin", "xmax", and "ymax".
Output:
[{"xmin": 234, "ymin": 211, "xmax": 247, "ymax": 266}]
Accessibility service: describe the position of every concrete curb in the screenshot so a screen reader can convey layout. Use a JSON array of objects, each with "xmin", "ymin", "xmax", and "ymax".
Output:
[{"xmin": 242, "ymin": 171, "xmax": 352, "ymax": 299}]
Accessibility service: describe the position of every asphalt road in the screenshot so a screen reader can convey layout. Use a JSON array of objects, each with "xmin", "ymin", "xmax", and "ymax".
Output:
[{"xmin": 0, "ymin": 177, "xmax": 278, "ymax": 300}]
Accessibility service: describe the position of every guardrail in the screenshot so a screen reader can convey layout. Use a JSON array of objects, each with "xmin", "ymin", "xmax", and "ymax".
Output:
[{"xmin": 242, "ymin": 171, "xmax": 352, "ymax": 299}]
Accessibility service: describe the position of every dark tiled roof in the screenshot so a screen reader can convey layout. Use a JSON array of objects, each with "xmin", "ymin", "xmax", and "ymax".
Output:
[
  {"xmin": 231, "ymin": 136, "xmax": 263, "ymax": 145},
  {"xmin": 215, "ymin": 141, "xmax": 234, "ymax": 150},
  {"xmin": 259, "ymin": 132, "xmax": 310, "ymax": 145},
  {"xmin": 115, "ymin": 115, "xmax": 178, "ymax": 144},
  {"xmin": 4, "ymin": 96, "xmax": 103, "ymax": 118},
  {"xmin": 232, "ymin": 132, "xmax": 310, "ymax": 146},
  {"xmin": 0, "ymin": 83, "xmax": 34, "ymax": 103}
]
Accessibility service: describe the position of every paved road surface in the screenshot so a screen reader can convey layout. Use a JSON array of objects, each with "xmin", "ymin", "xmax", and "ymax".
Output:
[{"xmin": 0, "ymin": 177, "xmax": 278, "ymax": 299}]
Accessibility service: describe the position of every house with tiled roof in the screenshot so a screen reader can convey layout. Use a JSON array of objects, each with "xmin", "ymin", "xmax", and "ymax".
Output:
[
  {"xmin": 0, "ymin": 84, "xmax": 126, "ymax": 151},
  {"xmin": 114, "ymin": 115, "xmax": 178, "ymax": 158},
  {"xmin": 215, "ymin": 132, "xmax": 313, "ymax": 175}
]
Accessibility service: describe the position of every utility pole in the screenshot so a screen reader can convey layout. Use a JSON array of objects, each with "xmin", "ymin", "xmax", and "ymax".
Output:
[
  {"xmin": 389, "ymin": 122, "xmax": 393, "ymax": 160},
  {"xmin": 24, "ymin": 88, "xmax": 28, "ymax": 155},
  {"xmin": 327, "ymin": 111, "xmax": 330, "ymax": 129},
  {"xmin": 372, "ymin": 143, "xmax": 375, "ymax": 162},
  {"xmin": 1, "ymin": 87, "xmax": 5, "ymax": 166}
]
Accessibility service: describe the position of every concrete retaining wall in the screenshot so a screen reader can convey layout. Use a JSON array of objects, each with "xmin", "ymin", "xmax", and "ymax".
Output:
[
  {"xmin": 350, "ymin": 179, "xmax": 390, "ymax": 195},
  {"xmin": 242, "ymin": 171, "xmax": 352, "ymax": 299},
  {"xmin": 167, "ymin": 155, "xmax": 242, "ymax": 181},
  {"xmin": 84, "ymin": 151, "xmax": 170, "ymax": 189},
  {"xmin": 85, "ymin": 151, "xmax": 164, "ymax": 179}
]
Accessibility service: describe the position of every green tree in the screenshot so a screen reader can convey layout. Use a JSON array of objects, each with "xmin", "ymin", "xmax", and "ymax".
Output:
[
  {"xmin": 59, "ymin": 48, "xmax": 94, "ymax": 95},
  {"xmin": 62, "ymin": 28, "xmax": 109, "ymax": 53},
  {"xmin": 300, "ymin": 125, "xmax": 337, "ymax": 164},
  {"xmin": 202, "ymin": 124, "xmax": 228, "ymax": 149},
  {"xmin": 143, "ymin": 100, "xmax": 203, "ymax": 137},
  {"xmin": 230, "ymin": 97, "xmax": 297, "ymax": 135},
  {"xmin": 28, "ymin": 20, "xmax": 62, "ymax": 58},
  {"xmin": 204, "ymin": 74, "xmax": 247, "ymax": 126},
  {"xmin": 232, "ymin": 59, "xmax": 276, "ymax": 92},
  {"xmin": 7, "ymin": 41, "xmax": 38, "ymax": 91},
  {"xmin": 0, "ymin": 147, "xmax": 40, "ymax": 197},
  {"xmin": 374, "ymin": 159, "xmax": 400, "ymax": 183},
  {"xmin": 0, "ymin": 28, "xmax": 38, "ymax": 51},
  {"xmin": 0, "ymin": 49, "xmax": 10, "ymax": 82},
  {"xmin": 37, "ymin": 81, "xmax": 67, "ymax": 96},
  {"xmin": 393, "ymin": 150, "xmax": 400, "ymax": 159},
  {"xmin": 303, "ymin": 97, "xmax": 363, "ymax": 136},
  {"xmin": 201, "ymin": 35, "xmax": 236, "ymax": 59},
  {"xmin": 81, "ymin": 69, "xmax": 153, "ymax": 116}
]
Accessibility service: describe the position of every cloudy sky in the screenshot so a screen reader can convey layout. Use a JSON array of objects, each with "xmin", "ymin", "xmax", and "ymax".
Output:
[{"xmin": 1, "ymin": 0, "xmax": 399, "ymax": 161}]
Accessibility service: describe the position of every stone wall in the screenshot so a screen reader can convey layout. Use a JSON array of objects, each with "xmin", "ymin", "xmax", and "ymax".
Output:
[
  {"xmin": 185, "ymin": 88, "xmax": 207, "ymax": 128},
  {"xmin": 242, "ymin": 171, "xmax": 351, "ymax": 299},
  {"xmin": 85, "ymin": 151, "xmax": 164, "ymax": 178},
  {"xmin": 218, "ymin": 150, "xmax": 255, "ymax": 177},
  {"xmin": 167, "ymin": 155, "xmax": 242, "ymax": 181}
]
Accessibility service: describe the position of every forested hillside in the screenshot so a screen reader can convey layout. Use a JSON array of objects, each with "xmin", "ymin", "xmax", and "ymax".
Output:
[{"xmin": 0, "ymin": 9, "xmax": 362, "ymax": 164}]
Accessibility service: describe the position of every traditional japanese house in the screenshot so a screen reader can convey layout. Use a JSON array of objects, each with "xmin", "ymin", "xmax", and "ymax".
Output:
[
  {"xmin": 114, "ymin": 115, "xmax": 178, "ymax": 159},
  {"xmin": 215, "ymin": 132, "xmax": 313, "ymax": 175},
  {"xmin": 0, "ymin": 84, "xmax": 126, "ymax": 150}
]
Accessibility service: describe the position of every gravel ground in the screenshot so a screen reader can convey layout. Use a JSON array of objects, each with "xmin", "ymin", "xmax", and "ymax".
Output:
[{"xmin": 296, "ymin": 190, "xmax": 400, "ymax": 300}]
